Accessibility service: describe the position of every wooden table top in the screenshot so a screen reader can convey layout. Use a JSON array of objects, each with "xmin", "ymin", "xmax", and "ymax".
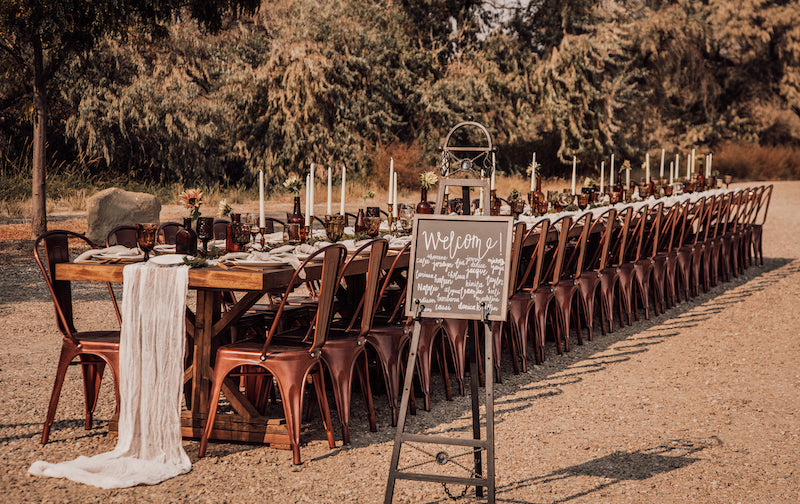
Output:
[{"xmin": 56, "ymin": 249, "xmax": 409, "ymax": 291}]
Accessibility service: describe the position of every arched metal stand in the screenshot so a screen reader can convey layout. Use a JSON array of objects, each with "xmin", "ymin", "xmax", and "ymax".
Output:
[{"xmin": 434, "ymin": 121, "xmax": 496, "ymax": 215}]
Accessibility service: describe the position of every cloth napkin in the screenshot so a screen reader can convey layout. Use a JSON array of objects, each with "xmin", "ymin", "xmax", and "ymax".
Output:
[
  {"xmin": 75, "ymin": 245, "xmax": 143, "ymax": 263},
  {"xmin": 387, "ymin": 235, "xmax": 412, "ymax": 249},
  {"xmin": 29, "ymin": 263, "xmax": 191, "ymax": 488}
]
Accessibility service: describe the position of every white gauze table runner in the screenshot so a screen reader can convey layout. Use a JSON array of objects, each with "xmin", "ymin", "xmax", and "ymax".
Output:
[{"xmin": 29, "ymin": 262, "xmax": 192, "ymax": 488}]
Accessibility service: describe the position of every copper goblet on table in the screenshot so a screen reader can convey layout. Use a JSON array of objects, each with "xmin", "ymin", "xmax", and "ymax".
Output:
[
  {"xmin": 196, "ymin": 217, "xmax": 214, "ymax": 256},
  {"xmin": 365, "ymin": 216, "xmax": 382, "ymax": 237},
  {"xmin": 136, "ymin": 223, "xmax": 158, "ymax": 261},
  {"xmin": 324, "ymin": 214, "xmax": 345, "ymax": 242}
]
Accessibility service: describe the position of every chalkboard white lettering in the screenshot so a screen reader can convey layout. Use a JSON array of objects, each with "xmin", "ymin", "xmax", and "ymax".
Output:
[{"xmin": 406, "ymin": 215, "xmax": 513, "ymax": 321}]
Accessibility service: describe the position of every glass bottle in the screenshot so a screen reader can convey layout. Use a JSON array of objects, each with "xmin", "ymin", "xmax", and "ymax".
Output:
[
  {"xmin": 490, "ymin": 189, "xmax": 501, "ymax": 216},
  {"xmin": 225, "ymin": 213, "xmax": 241, "ymax": 252},
  {"xmin": 354, "ymin": 208, "xmax": 367, "ymax": 234},
  {"xmin": 176, "ymin": 217, "xmax": 198, "ymax": 255},
  {"xmin": 532, "ymin": 174, "xmax": 545, "ymax": 204},
  {"xmin": 416, "ymin": 187, "xmax": 433, "ymax": 214},
  {"xmin": 287, "ymin": 195, "xmax": 304, "ymax": 242}
]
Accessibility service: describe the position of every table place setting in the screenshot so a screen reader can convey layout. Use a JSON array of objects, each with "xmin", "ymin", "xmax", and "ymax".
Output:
[{"xmin": 75, "ymin": 245, "xmax": 144, "ymax": 264}]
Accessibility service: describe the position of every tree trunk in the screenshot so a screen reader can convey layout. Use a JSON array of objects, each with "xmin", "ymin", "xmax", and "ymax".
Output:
[{"xmin": 31, "ymin": 35, "xmax": 47, "ymax": 239}]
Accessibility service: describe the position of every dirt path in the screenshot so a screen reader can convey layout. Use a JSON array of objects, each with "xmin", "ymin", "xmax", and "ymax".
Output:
[{"xmin": 1, "ymin": 182, "xmax": 798, "ymax": 503}]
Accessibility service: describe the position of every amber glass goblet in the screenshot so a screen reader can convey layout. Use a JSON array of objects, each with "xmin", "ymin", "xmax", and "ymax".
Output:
[
  {"xmin": 196, "ymin": 217, "xmax": 214, "ymax": 256},
  {"xmin": 136, "ymin": 223, "xmax": 158, "ymax": 261}
]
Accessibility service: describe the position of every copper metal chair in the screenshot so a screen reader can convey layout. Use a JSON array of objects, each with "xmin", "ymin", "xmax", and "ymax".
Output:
[
  {"xmin": 156, "ymin": 221, "xmax": 182, "ymax": 245},
  {"xmin": 552, "ymin": 212, "xmax": 593, "ymax": 347},
  {"xmin": 575, "ymin": 208, "xmax": 617, "ymax": 339},
  {"xmin": 489, "ymin": 222, "xmax": 527, "ymax": 381},
  {"xmin": 34, "ymin": 230, "xmax": 122, "ymax": 444},
  {"xmin": 364, "ymin": 243, "xmax": 413, "ymax": 425},
  {"xmin": 506, "ymin": 218, "xmax": 553, "ymax": 366},
  {"xmin": 748, "ymin": 185, "xmax": 772, "ymax": 267},
  {"xmin": 105, "ymin": 224, "xmax": 138, "ymax": 248},
  {"xmin": 321, "ymin": 238, "xmax": 388, "ymax": 443},
  {"xmin": 198, "ymin": 244, "xmax": 347, "ymax": 464}
]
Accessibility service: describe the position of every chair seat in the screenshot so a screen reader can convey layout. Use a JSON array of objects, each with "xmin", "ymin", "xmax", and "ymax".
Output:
[
  {"xmin": 73, "ymin": 330, "xmax": 120, "ymax": 345},
  {"xmin": 217, "ymin": 341, "xmax": 317, "ymax": 360}
]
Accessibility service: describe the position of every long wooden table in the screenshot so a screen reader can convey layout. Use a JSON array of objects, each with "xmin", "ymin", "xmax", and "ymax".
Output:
[{"xmin": 56, "ymin": 250, "xmax": 408, "ymax": 448}]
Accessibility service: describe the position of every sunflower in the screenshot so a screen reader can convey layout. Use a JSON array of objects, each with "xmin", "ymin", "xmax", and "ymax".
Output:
[{"xmin": 179, "ymin": 188, "xmax": 203, "ymax": 219}]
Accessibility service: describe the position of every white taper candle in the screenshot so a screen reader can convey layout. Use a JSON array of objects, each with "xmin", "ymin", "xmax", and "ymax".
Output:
[
  {"xmin": 600, "ymin": 161, "xmax": 605, "ymax": 194},
  {"xmin": 388, "ymin": 158, "xmax": 394, "ymax": 205},
  {"xmin": 327, "ymin": 166, "xmax": 332, "ymax": 215},
  {"xmin": 571, "ymin": 156, "xmax": 576, "ymax": 195},
  {"xmin": 258, "ymin": 169, "xmax": 265, "ymax": 229},
  {"xmin": 340, "ymin": 166, "xmax": 346, "ymax": 215},
  {"xmin": 610, "ymin": 153, "xmax": 615, "ymax": 187}
]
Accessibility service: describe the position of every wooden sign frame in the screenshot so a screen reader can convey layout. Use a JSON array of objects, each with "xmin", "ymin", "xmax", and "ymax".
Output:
[{"xmin": 404, "ymin": 214, "xmax": 514, "ymax": 322}]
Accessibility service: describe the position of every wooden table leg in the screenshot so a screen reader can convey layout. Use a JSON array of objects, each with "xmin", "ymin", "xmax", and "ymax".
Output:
[{"xmin": 191, "ymin": 289, "xmax": 220, "ymax": 420}]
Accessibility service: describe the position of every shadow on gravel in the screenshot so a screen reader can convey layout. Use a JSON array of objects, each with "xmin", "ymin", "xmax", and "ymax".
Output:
[
  {"xmin": 0, "ymin": 418, "xmax": 109, "ymax": 444},
  {"xmin": 487, "ymin": 436, "xmax": 723, "ymax": 504}
]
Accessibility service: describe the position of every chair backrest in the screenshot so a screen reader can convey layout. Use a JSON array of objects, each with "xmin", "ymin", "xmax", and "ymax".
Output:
[
  {"xmin": 676, "ymin": 199, "xmax": 705, "ymax": 247},
  {"xmin": 560, "ymin": 211, "xmax": 593, "ymax": 279},
  {"xmin": 213, "ymin": 219, "xmax": 230, "ymax": 240},
  {"xmin": 584, "ymin": 207, "xmax": 617, "ymax": 271},
  {"xmin": 708, "ymin": 193, "xmax": 731, "ymax": 240},
  {"xmin": 516, "ymin": 218, "xmax": 551, "ymax": 291},
  {"xmin": 611, "ymin": 206, "xmax": 634, "ymax": 267},
  {"xmin": 752, "ymin": 184, "xmax": 773, "ymax": 226},
  {"xmin": 657, "ymin": 200, "xmax": 684, "ymax": 254},
  {"xmin": 642, "ymin": 202, "xmax": 665, "ymax": 259},
  {"xmin": 157, "ymin": 221, "xmax": 182, "ymax": 245},
  {"xmin": 543, "ymin": 215, "xmax": 574, "ymax": 284},
  {"xmin": 374, "ymin": 242, "xmax": 412, "ymax": 325},
  {"xmin": 34, "ymin": 230, "xmax": 99, "ymax": 344},
  {"xmin": 262, "ymin": 243, "xmax": 347, "ymax": 357},
  {"xmin": 505, "ymin": 222, "xmax": 527, "ymax": 298},
  {"xmin": 261, "ymin": 217, "xmax": 285, "ymax": 234},
  {"xmin": 340, "ymin": 239, "xmax": 390, "ymax": 335},
  {"xmin": 106, "ymin": 225, "xmax": 138, "ymax": 248},
  {"xmin": 622, "ymin": 205, "xmax": 650, "ymax": 263}
]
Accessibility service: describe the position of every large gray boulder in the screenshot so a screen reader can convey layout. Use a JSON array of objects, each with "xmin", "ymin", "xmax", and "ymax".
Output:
[{"xmin": 86, "ymin": 188, "xmax": 161, "ymax": 244}]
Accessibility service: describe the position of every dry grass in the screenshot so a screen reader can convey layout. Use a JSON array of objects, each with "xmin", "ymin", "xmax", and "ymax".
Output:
[{"xmin": 715, "ymin": 141, "xmax": 800, "ymax": 180}]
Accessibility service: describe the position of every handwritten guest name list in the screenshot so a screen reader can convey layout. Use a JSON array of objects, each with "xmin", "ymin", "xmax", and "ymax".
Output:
[{"xmin": 406, "ymin": 215, "xmax": 514, "ymax": 322}]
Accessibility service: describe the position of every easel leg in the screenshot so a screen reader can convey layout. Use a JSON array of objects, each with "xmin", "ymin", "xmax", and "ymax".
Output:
[
  {"xmin": 484, "ymin": 320, "xmax": 496, "ymax": 502},
  {"xmin": 470, "ymin": 320, "xmax": 484, "ymax": 498},
  {"xmin": 384, "ymin": 321, "xmax": 422, "ymax": 503}
]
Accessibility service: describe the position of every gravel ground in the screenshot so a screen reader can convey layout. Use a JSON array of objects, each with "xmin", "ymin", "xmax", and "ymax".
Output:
[{"xmin": 1, "ymin": 182, "xmax": 798, "ymax": 503}]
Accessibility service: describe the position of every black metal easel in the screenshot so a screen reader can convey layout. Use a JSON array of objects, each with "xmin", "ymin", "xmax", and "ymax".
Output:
[{"xmin": 384, "ymin": 300, "xmax": 495, "ymax": 503}]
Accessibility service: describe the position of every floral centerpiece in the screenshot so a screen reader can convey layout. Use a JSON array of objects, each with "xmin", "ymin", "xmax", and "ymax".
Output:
[
  {"xmin": 420, "ymin": 170, "xmax": 438, "ymax": 190},
  {"xmin": 179, "ymin": 188, "xmax": 203, "ymax": 220},
  {"xmin": 283, "ymin": 174, "xmax": 303, "ymax": 195},
  {"xmin": 417, "ymin": 170, "xmax": 438, "ymax": 214},
  {"xmin": 217, "ymin": 199, "xmax": 232, "ymax": 218}
]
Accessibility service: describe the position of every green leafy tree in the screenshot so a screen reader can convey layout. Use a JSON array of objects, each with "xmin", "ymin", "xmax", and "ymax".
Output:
[{"xmin": 0, "ymin": 0, "xmax": 258, "ymax": 238}]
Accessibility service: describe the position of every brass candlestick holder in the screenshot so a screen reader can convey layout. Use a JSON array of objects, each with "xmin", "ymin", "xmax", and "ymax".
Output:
[
  {"xmin": 259, "ymin": 227, "xmax": 267, "ymax": 250},
  {"xmin": 387, "ymin": 203, "xmax": 396, "ymax": 232}
]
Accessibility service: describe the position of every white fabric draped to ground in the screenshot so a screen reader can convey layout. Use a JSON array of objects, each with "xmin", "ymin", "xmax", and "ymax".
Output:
[{"xmin": 29, "ymin": 262, "xmax": 191, "ymax": 489}]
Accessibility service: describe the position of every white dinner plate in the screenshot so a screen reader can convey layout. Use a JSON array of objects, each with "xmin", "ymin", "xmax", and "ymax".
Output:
[{"xmin": 149, "ymin": 254, "xmax": 189, "ymax": 266}]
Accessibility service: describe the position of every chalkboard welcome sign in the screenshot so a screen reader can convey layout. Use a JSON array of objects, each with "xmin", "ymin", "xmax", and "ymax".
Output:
[{"xmin": 405, "ymin": 215, "xmax": 514, "ymax": 322}]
